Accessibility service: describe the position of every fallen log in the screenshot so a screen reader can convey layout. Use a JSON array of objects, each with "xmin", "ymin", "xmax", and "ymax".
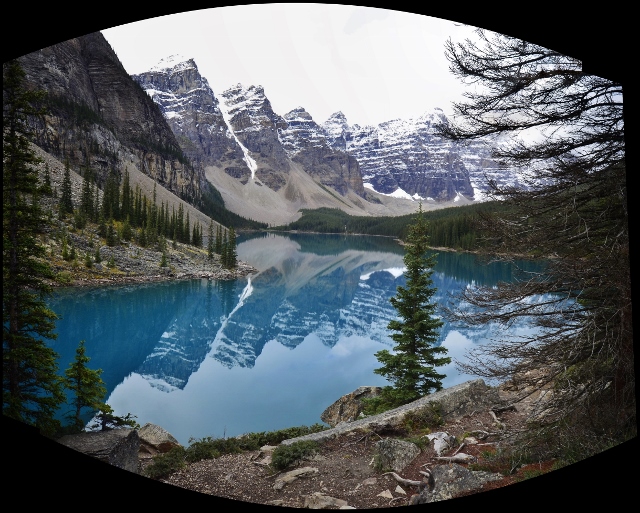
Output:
[
  {"xmin": 382, "ymin": 472, "xmax": 423, "ymax": 487},
  {"xmin": 434, "ymin": 453, "xmax": 476, "ymax": 463}
]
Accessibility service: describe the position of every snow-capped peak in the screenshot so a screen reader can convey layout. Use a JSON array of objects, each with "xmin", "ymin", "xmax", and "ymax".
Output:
[{"xmin": 150, "ymin": 54, "xmax": 195, "ymax": 72}]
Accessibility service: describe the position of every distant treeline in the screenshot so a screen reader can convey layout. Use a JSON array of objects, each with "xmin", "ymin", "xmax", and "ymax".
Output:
[{"xmin": 272, "ymin": 202, "xmax": 514, "ymax": 251}]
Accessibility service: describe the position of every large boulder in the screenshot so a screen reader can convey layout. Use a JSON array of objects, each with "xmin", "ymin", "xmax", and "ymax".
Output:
[
  {"xmin": 320, "ymin": 386, "xmax": 383, "ymax": 427},
  {"xmin": 303, "ymin": 492, "xmax": 350, "ymax": 509},
  {"xmin": 57, "ymin": 428, "xmax": 140, "ymax": 473},
  {"xmin": 138, "ymin": 423, "xmax": 181, "ymax": 458},
  {"xmin": 409, "ymin": 463, "xmax": 503, "ymax": 504},
  {"xmin": 374, "ymin": 438, "xmax": 421, "ymax": 473}
]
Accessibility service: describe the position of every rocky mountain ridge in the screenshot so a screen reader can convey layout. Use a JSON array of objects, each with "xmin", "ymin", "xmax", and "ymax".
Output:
[
  {"xmin": 131, "ymin": 55, "xmax": 517, "ymax": 224},
  {"xmin": 16, "ymin": 31, "xmax": 519, "ymax": 229},
  {"xmin": 17, "ymin": 34, "xmax": 204, "ymax": 207}
]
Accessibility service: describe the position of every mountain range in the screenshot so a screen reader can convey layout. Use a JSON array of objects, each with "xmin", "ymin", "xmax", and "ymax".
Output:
[{"xmin": 16, "ymin": 31, "xmax": 523, "ymax": 228}]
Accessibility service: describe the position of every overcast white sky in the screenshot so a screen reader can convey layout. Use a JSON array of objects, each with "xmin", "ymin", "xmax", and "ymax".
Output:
[{"xmin": 101, "ymin": 5, "xmax": 481, "ymax": 127}]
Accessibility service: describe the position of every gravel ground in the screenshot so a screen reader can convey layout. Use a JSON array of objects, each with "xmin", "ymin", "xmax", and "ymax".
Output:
[{"xmin": 147, "ymin": 387, "xmax": 554, "ymax": 509}]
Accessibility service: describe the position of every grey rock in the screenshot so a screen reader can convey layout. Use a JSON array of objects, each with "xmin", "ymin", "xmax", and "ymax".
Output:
[
  {"xmin": 138, "ymin": 423, "xmax": 181, "ymax": 455},
  {"xmin": 426, "ymin": 431, "xmax": 457, "ymax": 456},
  {"xmin": 57, "ymin": 428, "xmax": 140, "ymax": 473},
  {"xmin": 274, "ymin": 467, "xmax": 319, "ymax": 490},
  {"xmin": 304, "ymin": 492, "xmax": 349, "ymax": 509},
  {"xmin": 409, "ymin": 463, "xmax": 503, "ymax": 504},
  {"xmin": 374, "ymin": 438, "xmax": 420, "ymax": 473},
  {"xmin": 320, "ymin": 386, "xmax": 383, "ymax": 427}
]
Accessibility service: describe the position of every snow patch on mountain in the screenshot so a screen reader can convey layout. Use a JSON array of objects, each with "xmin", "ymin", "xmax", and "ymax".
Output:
[{"xmin": 218, "ymin": 87, "xmax": 258, "ymax": 178}]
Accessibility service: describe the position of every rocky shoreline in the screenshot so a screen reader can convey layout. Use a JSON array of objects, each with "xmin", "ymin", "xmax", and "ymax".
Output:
[{"xmin": 43, "ymin": 223, "xmax": 259, "ymax": 289}]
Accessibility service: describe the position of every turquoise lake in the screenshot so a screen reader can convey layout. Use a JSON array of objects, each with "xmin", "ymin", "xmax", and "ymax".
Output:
[{"xmin": 47, "ymin": 232, "xmax": 544, "ymax": 445}]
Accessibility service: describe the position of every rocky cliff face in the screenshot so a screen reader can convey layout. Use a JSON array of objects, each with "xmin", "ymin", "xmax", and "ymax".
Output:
[
  {"xmin": 322, "ymin": 110, "xmax": 524, "ymax": 201},
  {"xmin": 279, "ymin": 107, "xmax": 365, "ymax": 197},
  {"xmin": 323, "ymin": 109, "xmax": 475, "ymax": 201},
  {"xmin": 219, "ymin": 84, "xmax": 292, "ymax": 190},
  {"xmin": 131, "ymin": 57, "xmax": 248, "ymax": 178},
  {"xmin": 132, "ymin": 59, "xmax": 367, "ymax": 201},
  {"xmin": 17, "ymin": 32, "xmax": 202, "ymax": 203}
]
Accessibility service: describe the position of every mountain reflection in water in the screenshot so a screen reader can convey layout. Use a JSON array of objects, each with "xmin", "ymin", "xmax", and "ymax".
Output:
[{"xmin": 47, "ymin": 232, "xmax": 544, "ymax": 444}]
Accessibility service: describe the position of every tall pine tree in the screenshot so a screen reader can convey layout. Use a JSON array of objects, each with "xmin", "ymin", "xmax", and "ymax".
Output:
[
  {"xmin": 207, "ymin": 219, "xmax": 215, "ymax": 260},
  {"xmin": 59, "ymin": 158, "xmax": 73, "ymax": 218},
  {"xmin": 372, "ymin": 203, "xmax": 450, "ymax": 407},
  {"xmin": 3, "ymin": 60, "xmax": 65, "ymax": 435},
  {"xmin": 63, "ymin": 340, "xmax": 107, "ymax": 432},
  {"xmin": 226, "ymin": 226, "xmax": 237, "ymax": 269}
]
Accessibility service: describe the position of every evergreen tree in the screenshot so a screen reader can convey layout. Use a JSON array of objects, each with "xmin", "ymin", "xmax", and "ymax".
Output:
[
  {"xmin": 88, "ymin": 403, "xmax": 138, "ymax": 432},
  {"xmin": 106, "ymin": 221, "xmax": 117, "ymax": 247},
  {"xmin": 121, "ymin": 216, "xmax": 132, "ymax": 242},
  {"xmin": 63, "ymin": 340, "xmax": 107, "ymax": 432},
  {"xmin": 138, "ymin": 226, "xmax": 147, "ymax": 247},
  {"xmin": 101, "ymin": 171, "xmax": 120, "ymax": 221},
  {"xmin": 192, "ymin": 221, "xmax": 202, "ymax": 248},
  {"xmin": 226, "ymin": 226, "xmax": 237, "ymax": 269},
  {"xmin": 97, "ymin": 211, "xmax": 107, "ymax": 238},
  {"xmin": 59, "ymin": 158, "xmax": 73, "ymax": 218},
  {"xmin": 373, "ymin": 203, "xmax": 449, "ymax": 406},
  {"xmin": 220, "ymin": 229, "xmax": 229, "ymax": 267},
  {"xmin": 176, "ymin": 203, "xmax": 184, "ymax": 243},
  {"xmin": 3, "ymin": 60, "xmax": 65, "ymax": 434},
  {"xmin": 121, "ymin": 170, "xmax": 131, "ymax": 222},
  {"xmin": 215, "ymin": 225, "xmax": 222, "ymax": 255},
  {"xmin": 80, "ymin": 168, "xmax": 93, "ymax": 218},
  {"xmin": 184, "ymin": 211, "xmax": 190, "ymax": 245},
  {"xmin": 133, "ymin": 185, "xmax": 142, "ymax": 227},
  {"xmin": 157, "ymin": 201, "xmax": 165, "ymax": 238},
  {"xmin": 40, "ymin": 162, "xmax": 53, "ymax": 196},
  {"xmin": 208, "ymin": 219, "xmax": 215, "ymax": 260}
]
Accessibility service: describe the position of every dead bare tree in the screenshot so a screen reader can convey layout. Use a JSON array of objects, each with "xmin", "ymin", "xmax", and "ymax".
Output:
[{"xmin": 437, "ymin": 29, "xmax": 633, "ymax": 461}]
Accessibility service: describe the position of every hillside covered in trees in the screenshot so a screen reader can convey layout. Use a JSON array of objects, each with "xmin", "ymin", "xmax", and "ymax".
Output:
[{"xmin": 274, "ymin": 201, "xmax": 517, "ymax": 253}]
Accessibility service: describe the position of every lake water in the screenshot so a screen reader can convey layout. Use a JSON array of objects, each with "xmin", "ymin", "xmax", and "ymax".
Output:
[{"xmin": 47, "ymin": 232, "xmax": 543, "ymax": 445}]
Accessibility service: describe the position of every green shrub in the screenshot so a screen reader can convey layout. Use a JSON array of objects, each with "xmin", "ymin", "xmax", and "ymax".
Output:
[
  {"xmin": 56, "ymin": 271, "xmax": 73, "ymax": 285},
  {"xmin": 252, "ymin": 423, "xmax": 327, "ymax": 446},
  {"xmin": 401, "ymin": 435, "xmax": 431, "ymax": 451},
  {"xmin": 230, "ymin": 423, "xmax": 327, "ymax": 451},
  {"xmin": 182, "ymin": 424, "xmax": 328, "ymax": 465},
  {"xmin": 402, "ymin": 402, "xmax": 444, "ymax": 433},
  {"xmin": 361, "ymin": 387, "xmax": 411, "ymax": 415},
  {"xmin": 270, "ymin": 440, "xmax": 319, "ymax": 470},
  {"xmin": 185, "ymin": 437, "xmax": 241, "ymax": 463},
  {"xmin": 144, "ymin": 446, "xmax": 187, "ymax": 479},
  {"xmin": 371, "ymin": 453, "xmax": 392, "ymax": 473}
]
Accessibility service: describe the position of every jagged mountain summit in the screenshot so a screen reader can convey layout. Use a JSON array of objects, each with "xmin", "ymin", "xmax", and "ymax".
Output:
[
  {"xmin": 322, "ymin": 109, "xmax": 520, "ymax": 201},
  {"xmin": 279, "ymin": 107, "xmax": 365, "ymax": 197},
  {"xmin": 132, "ymin": 56, "xmax": 249, "ymax": 178},
  {"xmin": 322, "ymin": 109, "xmax": 474, "ymax": 201},
  {"xmin": 132, "ymin": 60, "xmax": 419, "ymax": 225},
  {"xmin": 132, "ymin": 55, "xmax": 521, "ymax": 224}
]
